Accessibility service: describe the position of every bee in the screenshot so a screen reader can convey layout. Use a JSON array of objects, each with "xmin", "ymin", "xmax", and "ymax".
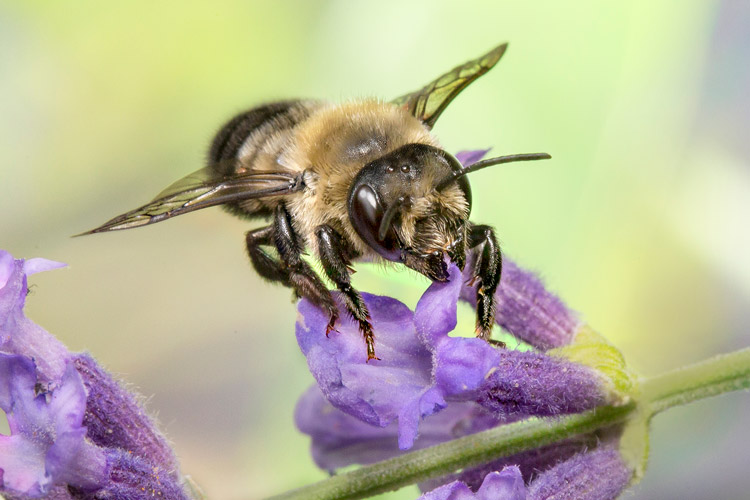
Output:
[{"xmin": 80, "ymin": 43, "xmax": 550, "ymax": 361}]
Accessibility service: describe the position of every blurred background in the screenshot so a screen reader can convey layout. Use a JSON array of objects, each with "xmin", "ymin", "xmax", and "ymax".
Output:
[{"xmin": 2, "ymin": 1, "xmax": 749, "ymax": 498}]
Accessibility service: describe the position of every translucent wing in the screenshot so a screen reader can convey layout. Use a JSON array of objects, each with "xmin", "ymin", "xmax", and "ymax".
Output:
[
  {"xmin": 78, "ymin": 167, "xmax": 303, "ymax": 235},
  {"xmin": 391, "ymin": 43, "xmax": 508, "ymax": 129}
]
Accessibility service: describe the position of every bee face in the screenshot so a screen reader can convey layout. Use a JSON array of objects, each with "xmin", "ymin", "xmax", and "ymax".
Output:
[{"xmin": 347, "ymin": 143, "xmax": 471, "ymax": 264}]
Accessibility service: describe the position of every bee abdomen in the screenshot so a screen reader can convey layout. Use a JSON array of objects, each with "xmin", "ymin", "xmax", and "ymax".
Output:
[{"xmin": 208, "ymin": 100, "xmax": 320, "ymax": 176}]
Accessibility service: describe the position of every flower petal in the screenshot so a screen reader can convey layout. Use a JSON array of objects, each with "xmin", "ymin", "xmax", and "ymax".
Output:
[
  {"xmin": 296, "ymin": 293, "xmax": 441, "ymax": 448},
  {"xmin": 295, "ymin": 386, "xmax": 500, "ymax": 471},
  {"xmin": 415, "ymin": 264, "xmax": 502, "ymax": 397},
  {"xmin": 23, "ymin": 258, "xmax": 66, "ymax": 276},
  {"xmin": 455, "ymin": 149, "xmax": 491, "ymax": 167},
  {"xmin": 420, "ymin": 436, "xmax": 597, "ymax": 493},
  {"xmin": 0, "ymin": 354, "xmax": 107, "ymax": 496},
  {"xmin": 419, "ymin": 480, "xmax": 474, "ymax": 500},
  {"xmin": 414, "ymin": 263, "xmax": 463, "ymax": 347},
  {"xmin": 419, "ymin": 466, "xmax": 526, "ymax": 500},
  {"xmin": 0, "ymin": 253, "xmax": 68, "ymax": 384},
  {"xmin": 475, "ymin": 468, "xmax": 526, "ymax": 500},
  {"xmin": 0, "ymin": 251, "xmax": 13, "ymax": 289},
  {"xmin": 0, "ymin": 433, "xmax": 47, "ymax": 496}
]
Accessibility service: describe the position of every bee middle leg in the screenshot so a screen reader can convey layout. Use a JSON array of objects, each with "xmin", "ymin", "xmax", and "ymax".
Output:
[
  {"xmin": 468, "ymin": 223, "xmax": 502, "ymax": 344},
  {"xmin": 245, "ymin": 209, "xmax": 339, "ymax": 331},
  {"xmin": 245, "ymin": 226, "xmax": 291, "ymax": 284},
  {"xmin": 316, "ymin": 224, "xmax": 378, "ymax": 361}
]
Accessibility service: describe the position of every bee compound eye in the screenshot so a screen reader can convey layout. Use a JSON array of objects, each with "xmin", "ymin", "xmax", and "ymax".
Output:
[{"xmin": 348, "ymin": 184, "xmax": 401, "ymax": 262}]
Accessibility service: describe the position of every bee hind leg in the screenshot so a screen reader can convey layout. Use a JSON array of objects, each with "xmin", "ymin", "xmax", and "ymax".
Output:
[
  {"xmin": 316, "ymin": 224, "xmax": 378, "ymax": 362},
  {"xmin": 246, "ymin": 210, "xmax": 339, "ymax": 332},
  {"xmin": 468, "ymin": 223, "xmax": 503, "ymax": 346}
]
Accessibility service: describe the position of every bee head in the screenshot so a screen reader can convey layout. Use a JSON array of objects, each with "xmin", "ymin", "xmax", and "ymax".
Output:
[{"xmin": 347, "ymin": 143, "xmax": 471, "ymax": 267}]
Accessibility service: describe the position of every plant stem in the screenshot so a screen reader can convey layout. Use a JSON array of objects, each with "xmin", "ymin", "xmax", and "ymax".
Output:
[
  {"xmin": 268, "ymin": 404, "xmax": 636, "ymax": 500},
  {"xmin": 640, "ymin": 347, "xmax": 750, "ymax": 415},
  {"xmin": 269, "ymin": 347, "xmax": 750, "ymax": 500}
]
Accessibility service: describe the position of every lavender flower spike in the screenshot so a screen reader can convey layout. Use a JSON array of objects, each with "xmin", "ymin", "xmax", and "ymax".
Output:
[
  {"xmin": 0, "ymin": 249, "xmax": 191, "ymax": 499},
  {"xmin": 0, "ymin": 249, "xmax": 180, "ymax": 473},
  {"xmin": 72, "ymin": 353, "xmax": 179, "ymax": 472}
]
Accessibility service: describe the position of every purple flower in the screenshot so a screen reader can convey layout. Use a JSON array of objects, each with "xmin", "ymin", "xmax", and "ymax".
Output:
[
  {"xmin": 294, "ymin": 202, "xmax": 633, "ymax": 500},
  {"xmin": 297, "ymin": 389, "xmax": 632, "ymax": 500},
  {"xmin": 81, "ymin": 448, "xmax": 191, "ymax": 500},
  {"xmin": 418, "ymin": 449, "xmax": 630, "ymax": 500},
  {"xmin": 72, "ymin": 353, "xmax": 178, "ymax": 472},
  {"xmin": 455, "ymin": 149, "xmax": 492, "ymax": 167},
  {"xmin": 297, "ymin": 262, "xmax": 608, "ymax": 450},
  {"xmin": 419, "ymin": 467, "xmax": 526, "ymax": 500},
  {"xmin": 0, "ymin": 251, "xmax": 68, "ymax": 385},
  {"xmin": 0, "ymin": 353, "xmax": 106, "ymax": 496},
  {"xmin": 295, "ymin": 387, "xmax": 500, "ymax": 471},
  {"xmin": 0, "ymin": 250, "xmax": 189, "ymax": 499},
  {"xmin": 525, "ymin": 447, "xmax": 631, "ymax": 500}
]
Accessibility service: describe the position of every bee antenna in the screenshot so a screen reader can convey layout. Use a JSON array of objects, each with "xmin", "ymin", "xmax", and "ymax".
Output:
[
  {"xmin": 437, "ymin": 152, "xmax": 552, "ymax": 191},
  {"xmin": 378, "ymin": 196, "xmax": 411, "ymax": 240}
]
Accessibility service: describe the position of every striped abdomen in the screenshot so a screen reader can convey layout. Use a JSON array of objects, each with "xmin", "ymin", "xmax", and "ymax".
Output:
[{"xmin": 207, "ymin": 100, "xmax": 322, "ymax": 219}]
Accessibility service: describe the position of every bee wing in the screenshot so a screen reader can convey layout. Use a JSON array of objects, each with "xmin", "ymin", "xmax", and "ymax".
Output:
[
  {"xmin": 391, "ymin": 43, "xmax": 508, "ymax": 129},
  {"xmin": 77, "ymin": 166, "xmax": 303, "ymax": 235}
]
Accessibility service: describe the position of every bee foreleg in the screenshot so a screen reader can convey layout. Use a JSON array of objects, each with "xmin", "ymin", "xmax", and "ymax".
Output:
[
  {"xmin": 316, "ymin": 225, "xmax": 378, "ymax": 361},
  {"xmin": 401, "ymin": 249, "xmax": 450, "ymax": 282},
  {"xmin": 468, "ymin": 223, "xmax": 502, "ymax": 344},
  {"xmin": 267, "ymin": 205, "xmax": 339, "ymax": 331}
]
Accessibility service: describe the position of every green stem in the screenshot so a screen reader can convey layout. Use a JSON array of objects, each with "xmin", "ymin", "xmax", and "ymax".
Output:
[
  {"xmin": 640, "ymin": 347, "xmax": 750, "ymax": 415},
  {"xmin": 268, "ymin": 348, "xmax": 750, "ymax": 500},
  {"xmin": 269, "ymin": 404, "xmax": 635, "ymax": 500}
]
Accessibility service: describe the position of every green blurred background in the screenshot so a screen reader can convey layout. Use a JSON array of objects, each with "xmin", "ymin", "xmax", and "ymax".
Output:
[{"xmin": 2, "ymin": 1, "xmax": 749, "ymax": 498}]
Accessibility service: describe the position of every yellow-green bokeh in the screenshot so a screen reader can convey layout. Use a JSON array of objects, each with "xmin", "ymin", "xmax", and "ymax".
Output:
[{"xmin": 2, "ymin": 1, "xmax": 749, "ymax": 499}]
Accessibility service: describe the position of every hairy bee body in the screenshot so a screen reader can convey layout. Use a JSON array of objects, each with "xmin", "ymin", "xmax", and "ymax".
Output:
[
  {"xmin": 83, "ymin": 43, "xmax": 550, "ymax": 360},
  {"xmin": 208, "ymin": 99, "xmax": 320, "ymax": 220},
  {"xmin": 210, "ymin": 99, "xmax": 448, "ymax": 261}
]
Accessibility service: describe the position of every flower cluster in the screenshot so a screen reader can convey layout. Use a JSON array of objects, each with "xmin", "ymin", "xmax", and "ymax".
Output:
[
  {"xmin": 293, "ymin": 150, "xmax": 636, "ymax": 500},
  {"xmin": 0, "ymin": 250, "xmax": 190, "ymax": 499}
]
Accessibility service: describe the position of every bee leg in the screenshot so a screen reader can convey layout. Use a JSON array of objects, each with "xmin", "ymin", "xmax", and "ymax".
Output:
[
  {"xmin": 250, "ymin": 206, "xmax": 339, "ymax": 331},
  {"xmin": 316, "ymin": 225, "xmax": 378, "ymax": 361},
  {"xmin": 401, "ymin": 249, "xmax": 450, "ymax": 282},
  {"xmin": 245, "ymin": 226, "xmax": 291, "ymax": 285},
  {"xmin": 446, "ymin": 223, "xmax": 468, "ymax": 271},
  {"xmin": 468, "ymin": 224, "xmax": 502, "ymax": 344}
]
